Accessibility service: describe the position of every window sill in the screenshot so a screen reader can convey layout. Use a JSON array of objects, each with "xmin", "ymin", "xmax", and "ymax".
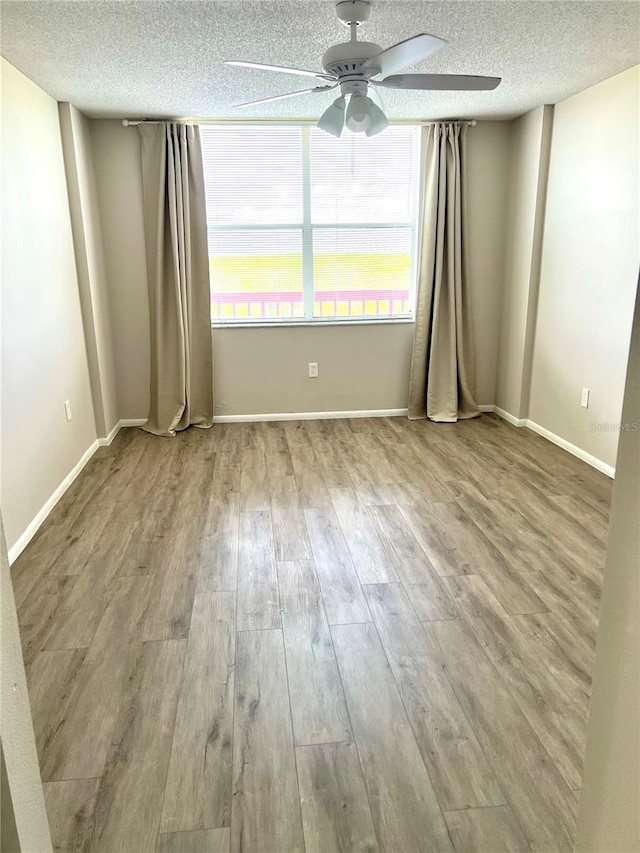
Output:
[{"xmin": 211, "ymin": 318, "xmax": 415, "ymax": 330}]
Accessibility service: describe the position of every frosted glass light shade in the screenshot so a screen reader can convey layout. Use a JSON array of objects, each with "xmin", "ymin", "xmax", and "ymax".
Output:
[
  {"xmin": 317, "ymin": 97, "xmax": 346, "ymax": 137},
  {"xmin": 346, "ymin": 94, "xmax": 372, "ymax": 132},
  {"xmin": 364, "ymin": 101, "xmax": 389, "ymax": 136}
]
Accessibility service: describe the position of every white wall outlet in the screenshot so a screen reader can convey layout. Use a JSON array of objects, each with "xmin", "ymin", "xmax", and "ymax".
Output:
[
  {"xmin": 308, "ymin": 362, "xmax": 319, "ymax": 378},
  {"xmin": 581, "ymin": 388, "xmax": 590, "ymax": 408},
  {"xmin": 64, "ymin": 400, "xmax": 73, "ymax": 421}
]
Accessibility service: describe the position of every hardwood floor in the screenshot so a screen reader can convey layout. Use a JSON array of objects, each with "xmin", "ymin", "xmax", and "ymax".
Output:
[{"xmin": 13, "ymin": 414, "xmax": 609, "ymax": 852}]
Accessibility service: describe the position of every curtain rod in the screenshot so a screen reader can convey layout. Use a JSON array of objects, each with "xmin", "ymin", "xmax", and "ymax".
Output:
[{"xmin": 122, "ymin": 118, "xmax": 478, "ymax": 127}]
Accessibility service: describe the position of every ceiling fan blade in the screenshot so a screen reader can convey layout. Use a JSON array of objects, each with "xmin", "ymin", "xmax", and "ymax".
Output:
[
  {"xmin": 362, "ymin": 34, "xmax": 446, "ymax": 78},
  {"xmin": 374, "ymin": 74, "xmax": 501, "ymax": 91},
  {"xmin": 233, "ymin": 85, "xmax": 337, "ymax": 108},
  {"xmin": 225, "ymin": 60, "xmax": 334, "ymax": 82}
]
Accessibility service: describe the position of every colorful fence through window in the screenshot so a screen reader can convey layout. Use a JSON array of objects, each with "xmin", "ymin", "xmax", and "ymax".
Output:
[{"xmin": 211, "ymin": 289, "xmax": 411, "ymax": 321}]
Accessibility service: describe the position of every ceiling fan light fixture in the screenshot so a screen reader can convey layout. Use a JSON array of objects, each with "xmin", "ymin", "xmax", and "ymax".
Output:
[
  {"xmin": 317, "ymin": 96, "xmax": 347, "ymax": 137},
  {"xmin": 364, "ymin": 100, "xmax": 389, "ymax": 137},
  {"xmin": 345, "ymin": 93, "xmax": 373, "ymax": 132}
]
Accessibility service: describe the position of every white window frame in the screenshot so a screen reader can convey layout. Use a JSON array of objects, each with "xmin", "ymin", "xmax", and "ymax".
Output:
[{"xmin": 205, "ymin": 124, "xmax": 422, "ymax": 327}]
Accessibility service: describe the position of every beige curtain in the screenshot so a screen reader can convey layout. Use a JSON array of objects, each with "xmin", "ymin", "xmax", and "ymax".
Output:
[
  {"xmin": 139, "ymin": 123, "xmax": 213, "ymax": 436},
  {"xmin": 408, "ymin": 122, "xmax": 479, "ymax": 422}
]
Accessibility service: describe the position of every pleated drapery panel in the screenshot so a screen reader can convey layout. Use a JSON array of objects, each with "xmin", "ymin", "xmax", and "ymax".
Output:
[
  {"xmin": 139, "ymin": 123, "xmax": 213, "ymax": 436},
  {"xmin": 408, "ymin": 122, "xmax": 480, "ymax": 423}
]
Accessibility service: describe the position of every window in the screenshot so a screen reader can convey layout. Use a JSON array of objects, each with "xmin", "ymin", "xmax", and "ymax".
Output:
[{"xmin": 201, "ymin": 124, "xmax": 420, "ymax": 323}]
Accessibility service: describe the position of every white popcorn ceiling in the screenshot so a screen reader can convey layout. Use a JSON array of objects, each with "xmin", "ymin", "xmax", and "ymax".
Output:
[{"xmin": 0, "ymin": 1, "xmax": 638, "ymax": 121}]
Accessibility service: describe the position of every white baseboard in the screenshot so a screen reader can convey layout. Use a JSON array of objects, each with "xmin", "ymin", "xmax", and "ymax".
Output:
[
  {"xmin": 491, "ymin": 405, "xmax": 528, "ymax": 427},
  {"xmin": 486, "ymin": 404, "xmax": 615, "ymax": 478},
  {"xmin": 8, "ymin": 439, "xmax": 100, "ymax": 565},
  {"xmin": 98, "ymin": 418, "xmax": 146, "ymax": 447},
  {"xmin": 98, "ymin": 420, "xmax": 121, "ymax": 447},
  {"xmin": 525, "ymin": 418, "xmax": 615, "ymax": 479},
  {"xmin": 212, "ymin": 408, "xmax": 408, "ymax": 424}
]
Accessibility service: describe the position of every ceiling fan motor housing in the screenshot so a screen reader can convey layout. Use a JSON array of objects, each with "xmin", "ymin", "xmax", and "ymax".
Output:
[{"xmin": 321, "ymin": 41, "xmax": 382, "ymax": 79}]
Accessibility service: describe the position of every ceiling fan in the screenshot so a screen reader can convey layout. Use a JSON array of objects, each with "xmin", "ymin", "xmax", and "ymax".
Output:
[{"xmin": 224, "ymin": 0, "xmax": 501, "ymax": 137}]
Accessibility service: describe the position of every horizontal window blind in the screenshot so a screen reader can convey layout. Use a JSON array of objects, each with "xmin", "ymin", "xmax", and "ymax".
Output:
[
  {"xmin": 309, "ymin": 127, "xmax": 417, "ymax": 224},
  {"xmin": 201, "ymin": 124, "xmax": 419, "ymax": 323},
  {"xmin": 201, "ymin": 126, "xmax": 303, "ymax": 225}
]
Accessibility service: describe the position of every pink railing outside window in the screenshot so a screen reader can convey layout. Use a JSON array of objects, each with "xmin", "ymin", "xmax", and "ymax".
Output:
[{"xmin": 211, "ymin": 289, "xmax": 411, "ymax": 320}]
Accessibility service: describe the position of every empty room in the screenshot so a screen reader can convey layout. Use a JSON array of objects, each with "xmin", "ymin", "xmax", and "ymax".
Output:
[{"xmin": 0, "ymin": 1, "xmax": 638, "ymax": 851}]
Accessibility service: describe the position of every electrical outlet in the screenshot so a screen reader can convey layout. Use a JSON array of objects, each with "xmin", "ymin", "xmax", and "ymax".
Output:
[
  {"xmin": 581, "ymin": 388, "xmax": 590, "ymax": 409},
  {"xmin": 308, "ymin": 362, "xmax": 319, "ymax": 378},
  {"xmin": 64, "ymin": 400, "xmax": 73, "ymax": 422}
]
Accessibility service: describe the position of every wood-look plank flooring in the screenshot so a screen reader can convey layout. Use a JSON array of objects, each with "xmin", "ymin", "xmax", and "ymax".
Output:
[{"xmin": 13, "ymin": 414, "xmax": 610, "ymax": 852}]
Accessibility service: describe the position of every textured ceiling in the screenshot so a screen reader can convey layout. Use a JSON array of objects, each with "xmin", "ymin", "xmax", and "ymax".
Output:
[{"xmin": 1, "ymin": 1, "xmax": 638, "ymax": 121}]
